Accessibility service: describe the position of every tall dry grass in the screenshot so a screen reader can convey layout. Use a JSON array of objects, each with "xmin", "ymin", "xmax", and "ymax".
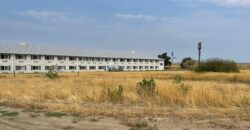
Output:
[{"xmin": 0, "ymin": 70, "xmax": 249, "ymax": 119}]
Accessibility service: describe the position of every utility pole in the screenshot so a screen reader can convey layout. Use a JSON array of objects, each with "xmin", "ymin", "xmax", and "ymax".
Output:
[
  {"xmin": 171, "ymin": 51, "xmax": 174, "ymax": 64},
  {"xmin": 198, "ymin": 42, "xmax": 202, "ymax": 65}
]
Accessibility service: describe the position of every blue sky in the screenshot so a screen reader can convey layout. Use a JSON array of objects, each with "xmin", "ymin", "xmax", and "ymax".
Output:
[{"xmin": 0, "ymin": 0, "xmax": 250, "ymax": 62}]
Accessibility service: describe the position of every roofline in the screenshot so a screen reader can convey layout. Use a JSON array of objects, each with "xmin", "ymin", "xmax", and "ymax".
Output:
[{"xmin": 0, "ymin": 52, "xmax": 163, "ymax": 60}]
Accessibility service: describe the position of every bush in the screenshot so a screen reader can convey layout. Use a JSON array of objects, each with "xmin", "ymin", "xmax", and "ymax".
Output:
[
  {"xmin": 194, "ymin": 58, "xmax": 239, "ymax": 73},
  {"xmin": 46, "ymin": 66, "xmax": 58, "ymax": 79},
  {"xmin": 180, "ymin": 57, "xmax": 196, "ymax": 69},
  {"xmin": 107, "ymin": 85, "xmax": 123, "ymax": 103},
  {"xmin": 137, "ymin": 79, "xmax": 158, "ymax": 96},
  {"xmin": 172, "ymin": 75, "xmax": 192, "ymax": 96}
]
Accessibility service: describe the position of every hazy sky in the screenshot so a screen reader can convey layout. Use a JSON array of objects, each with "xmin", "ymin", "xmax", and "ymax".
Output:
[{"xmin": 0, "ymin": 0, "xmax": 249, "ymax": 62}]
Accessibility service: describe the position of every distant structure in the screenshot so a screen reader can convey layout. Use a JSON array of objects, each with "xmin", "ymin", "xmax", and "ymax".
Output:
[
  {"xmin": 0, "ymin": 43, "xmax": 165, "ymax": 73},
  {"xmin": 198, "ymin": 42, "xmax": 202, "ymax": 65},
  {"xmin": 171, "ymin": 51, "xmax": 174, "ymax": 63}
]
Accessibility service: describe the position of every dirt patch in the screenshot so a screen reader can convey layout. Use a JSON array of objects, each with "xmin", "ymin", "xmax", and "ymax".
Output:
[{"xmin": 0, "ymin": 105, "xmax": 250, "ymax": 130}]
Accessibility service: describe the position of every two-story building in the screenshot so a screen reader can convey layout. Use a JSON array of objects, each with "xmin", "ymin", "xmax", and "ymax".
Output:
[{"xmin": 0, "ymin": 43, "xmax": 165, "ymax": 73}]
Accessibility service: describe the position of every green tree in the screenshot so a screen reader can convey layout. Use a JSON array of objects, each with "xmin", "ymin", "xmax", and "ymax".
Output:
[
  {"xmin": 180, "ymin": 57, "xmax": 196, "ymax": 69},
  {"xmin": 158, "ymin": 52, "xmax": 171, "ymax": 68}
]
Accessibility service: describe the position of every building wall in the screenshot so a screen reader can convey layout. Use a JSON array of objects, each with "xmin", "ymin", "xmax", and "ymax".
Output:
[{"xmin": 0, "ymin": 54, "xmax": 165, "ymax": 73}]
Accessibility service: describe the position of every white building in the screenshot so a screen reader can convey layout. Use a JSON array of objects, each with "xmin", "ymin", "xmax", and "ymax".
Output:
[{"xmin": 0, "ymin": 43, "xmax": 165, "ymax": 73}]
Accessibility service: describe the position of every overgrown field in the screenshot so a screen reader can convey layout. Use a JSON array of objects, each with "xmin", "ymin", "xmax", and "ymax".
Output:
[{"xmin": 0, "ymin": 70, "xmax": 250, "ymax": 120}]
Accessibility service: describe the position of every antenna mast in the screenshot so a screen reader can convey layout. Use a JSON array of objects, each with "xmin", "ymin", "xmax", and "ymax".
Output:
[{"xmin": 198, "ymin": 42, "xmax": 202, "ymax": 65}]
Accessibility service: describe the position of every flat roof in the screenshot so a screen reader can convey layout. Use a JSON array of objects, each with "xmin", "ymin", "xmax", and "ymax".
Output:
[{"xmin": 0, "ymin": 43, "xmax": 164, "ymax": 60}]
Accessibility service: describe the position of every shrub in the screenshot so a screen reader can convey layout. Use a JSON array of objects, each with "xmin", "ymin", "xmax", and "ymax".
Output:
[
  {"xmin": 180, "ymin": 57, "xmax": 196, "ymax": 69},
  {"xmin": 194, "ymin": 58, "xmax": 239, "ymax": 73},
  {"xmin": 44, "ymin": 111, "xmax": 67, "ymax": 117},
  {"xmin": 1, "ymin": 112, "xmax": 19, "ymax": 117},
  {"xmin": 137, "ymin": 79, "xmax": 158, "ymax": 96},
  {"xmin": 107, "ymin": 85, "xmax": 123, "ymax": 103},
  {"xmin": 46, "ymin": 66, "xmax": 58, "ymax": 79},
  {"xmin": 172, "ymin": 75, "xmax": 192, "ymax": 96}
]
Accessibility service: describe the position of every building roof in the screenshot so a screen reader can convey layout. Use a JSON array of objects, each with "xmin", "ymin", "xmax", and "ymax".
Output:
[{"xmin": 0, "ymin": 43, "xmax": 164, "ymax": 60}]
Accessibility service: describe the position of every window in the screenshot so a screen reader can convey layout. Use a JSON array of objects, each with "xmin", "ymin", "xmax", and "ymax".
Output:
[
  {"xmin": 133, "ymin": 66, "xmax": 138, "ymax": 69},
  {"xmin": 78, "ymin": 57, "xmax": 84, "ymax": 61},
  {"xmin": 45, "ymin": 66, "xmax": 53, "ymax": 70},
  {"xmin": 0, "ymin": 66, "xmax": 10, "ymax": 71},
  {"xmin": 160, "ymin": 63, "xmax": 164, "ymax": 66},
  {"xmin": 96, "ymin": 58, "xmax": 101, "ymax": 61},
  {"xmin": 0, "ymin": 54, "xmax": 10, "ymax": 59},
  {"xmin": 16, "ymin": 54, "xmax": 26, "ymax": 60},
  {"xmin": 79, "ymin": 66, "xmax": 87, "ymax": 70},
  {"xmin": 145, "ymin": 66, "xmax": 149, "ymax": 69},
  {"xmin": 45, "ymin": 56, "xmax": 54, "ymax": 60},
  {"xmin": 139, "ymin": 66, "xmax": 143, "ymax": 69},
  {"xmin": 156, "ymin": 60, "xmax": 159, "ymax": 63},
  {"xmin": 139, "ymin": 59, "xmax": 144, "ymax": 62},
  {"xmin": 118, "ymin": 66, "xmax": 124, "ymax": 70},
  {"xmin": 31, "ymin": 66, "xmax": 41, "ymax": 71},
  {"xmin": 127, "ymin": 66, "xmax": 131, "ymax": 69},
  {"xmin": 58, "ymin": 66, "xmax": 66, "ymax": 71},
  {"xmin": 150, "ymin": 66, "xmax": 154, "ymax": 69},
  {"xmin": 120, "ymin": 59, "xmax": 125, "ymax": 62},
  {"xmin": 105, "ymin": 58, "xmax": 109, "ymax": 62},
  {"xmin": 98, "ymin": 66, "xmax": 106, "ymax": 70},
  {"xmin": 127, "ymin": 59, "xmax": 131, "ymax": 62},
  {"xmin": 69, "ymin": 66, "xmax": 77, "ymax": 70},
  {"xmin": 89, "ymin": 66, "xmax": 96, "ymax": 70},
  {"xmin": 16, "ymin": 66, "xmax": 26, "ymax": 71},
  {"xmin": 155, "ymin": 66, "xmax": 159, "ymax": 70},
  {"xmin": 133, "ymin": 59, "xmax": 138, "ymax": 62},
  {"xmin": 69, "ymin": 57, "xmax": 77, "ymax": 61},
  {"xmin": 150, "ymin": 60, "xmax": 154, "ymax": 62},
  {"xmin": 145, "ymin": 60, "xmax": 149, "ymax": 62},
  {"xmin": 31, "ymin": 55, "xmax": 41, "ymax": 60},
  {"xmin": 84, "ymin": 57, "xmax": 90, "ymax": 61},
  {"xmin": 58, "ymin": 56, "xmax": 66, "ymax": 61},
  {"xmin": 112, "ymin": 58, "xmax": 117, "ymax": 62}
]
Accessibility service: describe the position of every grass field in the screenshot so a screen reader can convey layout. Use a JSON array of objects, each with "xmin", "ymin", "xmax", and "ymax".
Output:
[{"xmin": 0, "ymin": 70, "xmax": 249, "ymax": 121}]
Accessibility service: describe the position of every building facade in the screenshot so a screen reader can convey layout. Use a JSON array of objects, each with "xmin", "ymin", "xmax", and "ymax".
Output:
[{"xmin": 0, "ymin": 43, "xmax": 165, "ymax": 73}]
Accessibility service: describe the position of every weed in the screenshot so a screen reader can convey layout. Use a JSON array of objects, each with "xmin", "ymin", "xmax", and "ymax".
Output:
[
  {"xmin": 0, "ymin": 102, "xmax": 6, "ymax": 106},
  {"xmin": 129, "ymin": 125, "xmax": 158, "ymax": 130},
  {"xmin": 172, "ymin": 75, "xmax": 192, "ymax": 96},
  {"xmin": 46, "ymin": 66, "xmax": 58, "ymax": 79},
  {"xmin": 90, "ymin": 118, "xmax": 99, "ymax": 122},
  {"xmin": 72, "ymin": 118, "xmax": 81, "ymax": 123},
  {"xmin": 29, "ymin": 113, "xmax": 40, "ymax": 118},
  {"xmin": 71, "ymin": 113, "xmax": 82, "ymax": 117},
  {"xmin": 172, "ymin": 75, "xmax": 183, "ymax": 84},
  {"xmin": 44, "ymin": 112, "xmax": 67, "ymax": 117},
  {"xmin": 0, "ymin": 110, "xmax": 9, "ymax": 114},
  {"xmin": 107, "ymin": 85, "xmax": 123, "ymax": 103},
  {"xmin": 123, "ymin": 118, "xmax": 149, "ymax": 128},
  {"xmin": 62, "ymin": 126, "xmax": 74, "ymax": 130},
  {"xmin": 1, "ymin": 112, "xmax": 19, "ymax": 117},
  {"xmin": 137, "ymin": 79, "xmax": 158, "ymax": 96}
]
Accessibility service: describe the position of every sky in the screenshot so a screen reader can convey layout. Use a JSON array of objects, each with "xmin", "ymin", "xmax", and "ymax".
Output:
[{"xmin": 0, "ymin": 0, "xmax": 250, "ymax": 62}]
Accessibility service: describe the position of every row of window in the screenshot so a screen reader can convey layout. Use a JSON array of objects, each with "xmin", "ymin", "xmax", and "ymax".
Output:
[
  {"xmin": 0, "ymin": 65, "xmax": 160, "ymax": 71},
  {"xmin": 0, "ymin": 54, "xmax": 160, "ymax": 63}
]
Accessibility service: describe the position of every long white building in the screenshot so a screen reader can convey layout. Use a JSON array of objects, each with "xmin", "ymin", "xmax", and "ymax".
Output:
[{"xmin": 0, "ymin": 43, "xmax": 165, "ymax": 73}]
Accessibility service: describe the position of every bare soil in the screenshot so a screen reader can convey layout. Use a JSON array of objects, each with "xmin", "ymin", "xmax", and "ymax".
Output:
[{"xmin": 0, "ymin": 105, "xmax": 250, "ymax": 130}]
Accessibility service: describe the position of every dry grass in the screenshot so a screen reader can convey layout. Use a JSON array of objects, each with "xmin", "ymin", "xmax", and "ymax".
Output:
[{"xmin": 0, "ymin": 70, "xmax": 249, "ymax": 120}]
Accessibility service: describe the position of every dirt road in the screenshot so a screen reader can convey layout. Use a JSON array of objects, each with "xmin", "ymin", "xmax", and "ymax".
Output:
[{"xmin": 0, "ymin": 105, "xmax": 249, "ymax": 130}]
